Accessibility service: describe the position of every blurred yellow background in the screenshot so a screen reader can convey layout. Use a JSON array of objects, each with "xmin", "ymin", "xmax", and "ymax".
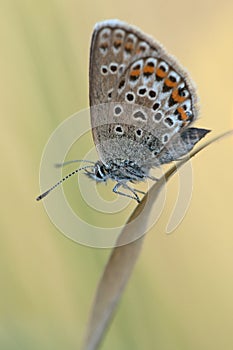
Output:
[{"xmin": 1, "ymin": 0, "xmax": 233, "ymax": 349}]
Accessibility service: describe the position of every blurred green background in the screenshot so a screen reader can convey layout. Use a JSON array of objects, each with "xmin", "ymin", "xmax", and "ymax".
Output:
[{"xmin": 1, "ymin": 0, "xmax": 233, "ymax": 349}]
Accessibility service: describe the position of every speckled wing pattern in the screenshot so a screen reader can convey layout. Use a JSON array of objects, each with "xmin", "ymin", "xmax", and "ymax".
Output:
[{"xmin": 89, "ymin": 20, "xmax": 210, "ymax": 168}]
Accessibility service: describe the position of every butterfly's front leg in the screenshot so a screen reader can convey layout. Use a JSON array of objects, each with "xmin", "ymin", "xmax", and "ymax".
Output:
[
  {"xmin": 113, "ymin": 182, "xmax": 141, "ymax": 203},
  {"xmin": 132, "ymin": 188, "xmax": 146, "ymax": 195}
]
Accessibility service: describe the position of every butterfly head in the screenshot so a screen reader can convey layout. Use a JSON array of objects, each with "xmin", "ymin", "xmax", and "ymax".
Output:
[{"xmin": 85, "ymin": 161, "xmax": 110, "ymax": 182}]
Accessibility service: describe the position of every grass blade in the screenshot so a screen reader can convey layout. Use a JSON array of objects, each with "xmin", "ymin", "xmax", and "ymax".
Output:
[{"xmin": 82, "ymin": 130, "xmax": 233, "ymax": 350}]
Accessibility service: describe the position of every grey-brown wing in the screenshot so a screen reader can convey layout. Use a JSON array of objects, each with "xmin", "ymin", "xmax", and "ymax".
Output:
[{"xmin": 89, "ymin": 20, "xmax": 202, "ymax": 165}]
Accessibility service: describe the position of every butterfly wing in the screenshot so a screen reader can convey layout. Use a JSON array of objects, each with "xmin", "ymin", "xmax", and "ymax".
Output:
[{"xmin": 89, "ymin": 20, "xmax": 207, "ymax": 168}]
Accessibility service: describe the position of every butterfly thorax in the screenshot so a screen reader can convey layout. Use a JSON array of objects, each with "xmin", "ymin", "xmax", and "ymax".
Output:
[{"xmin": 85, "ymin": 159, "xmax": 148, "ymax": 183}]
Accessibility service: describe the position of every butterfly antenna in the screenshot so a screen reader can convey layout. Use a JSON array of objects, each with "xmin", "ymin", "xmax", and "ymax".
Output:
[
  {"xmin": 36, "ymin": 165, "xmax": 94, "ymax": 201},
  {"xmin": 54, "ymin": 160, "xmax": 95, "ymax": 168}
]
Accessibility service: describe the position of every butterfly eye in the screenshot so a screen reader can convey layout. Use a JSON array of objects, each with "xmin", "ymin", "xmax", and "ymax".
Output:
[
  {"xmin": 95, "ymin": 164, "xmax": 107, "ymax": 180},
  {"xmin": 95, "ymin": 170, "xmax": 103, "ymax": 179}
]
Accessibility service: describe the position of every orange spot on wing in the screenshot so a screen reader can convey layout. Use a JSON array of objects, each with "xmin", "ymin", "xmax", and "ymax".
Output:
[
  {"xmin": 130, "ymin": 69, "xmax": 141, "ymax": 77},
  {"xmin": 164, "ymin": 78, "xmax": 178, "ymax": 88},
  {"xmin": 100, "ymin": 42, "xmax": 108, "ymax": 49},
  {"xmin": 113, "ymin": 39, "xmax": 122, "ymax": 47},
  {"xmin": 136, "ymin": 45, "xmax": 146, "ymax": 54},
  {"xmin": 143, "ymin": 65, "xmax": 155, "ymax": 74},
  {"xmin": 172, "ymin": 89, "xmax": 186, "ymax": 103},
  {"xmin": 156, "ymin": 68, "xmax": 168, "ymax": 78},
  {"xmin": 177, "ymin": 107, "xmax": 188, "ymax": 120},
  {"xmin": 125, "ymin": 42, "xmax": 134, "ymax": 51}
]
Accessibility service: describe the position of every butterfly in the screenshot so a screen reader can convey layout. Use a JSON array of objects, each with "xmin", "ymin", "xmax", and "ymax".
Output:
[{"xmin": 37, "ymin": 20, "xmax": 210, "ymax": 203}]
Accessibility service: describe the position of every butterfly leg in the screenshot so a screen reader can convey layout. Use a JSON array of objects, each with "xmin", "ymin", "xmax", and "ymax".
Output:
[
  {"xmin": 133, "ymin": 188, "xmax": 146, "ymax": 195},
  {"xmin": 148, "ymin": 175, "xmax": 159, "ymax": 181},
  {"xmin": 113, "ymin": 182, "xmax": 141, "ymax": 203}
]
